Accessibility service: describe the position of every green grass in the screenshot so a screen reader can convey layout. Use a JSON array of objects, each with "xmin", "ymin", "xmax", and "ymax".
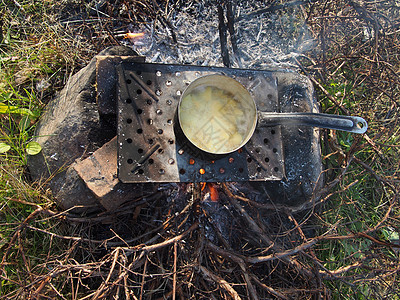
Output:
[
  {"xmin": 305, "ymin": 3, "xmax": 400, "ymax": 296},
  {"xmin": 0, "ymin": 1, "xmax": 76, "ymax": 297},
  {"xmin": 316, "ymin": 153, "xmax": 398, "ymax": 298},
  {"xmin": 315, "ymin": 69, "xmax": 400, "ymax": 298},
  {"xmin": 1, "ymin": 1, "xmax": 61, "ymax": 163},
  {"xmin": 0, "ymin": 1, "xmax": 103, "ymax": 296}
]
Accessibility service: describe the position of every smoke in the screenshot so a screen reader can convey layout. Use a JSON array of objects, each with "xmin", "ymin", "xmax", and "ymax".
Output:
[{"xmin": 122, "ymin": 1, "xmax": 316, "ymax": 69}]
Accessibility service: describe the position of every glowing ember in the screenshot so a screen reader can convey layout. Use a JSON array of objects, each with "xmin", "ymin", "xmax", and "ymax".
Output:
[{"xmin": 124, "ymin": 32, "xmax": 145, "ymax": 39}]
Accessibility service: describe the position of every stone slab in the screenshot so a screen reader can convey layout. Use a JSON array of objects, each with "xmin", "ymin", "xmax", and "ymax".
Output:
[
  {"xmin": 73, "ymin": 136, "xmax": 118, "ymax": 199},
  {"xmin": 27, "ymin": 46, "xmax": 140, "ymax": 212},
  {"xmin": 72, "ymin": 136, "xmax": 157, "ymax": 211}
]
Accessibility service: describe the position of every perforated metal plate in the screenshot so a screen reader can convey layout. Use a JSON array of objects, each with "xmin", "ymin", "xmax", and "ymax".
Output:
[{"xmin": 117, "ymin": 62, "xmax": 284, "ymax": 183}]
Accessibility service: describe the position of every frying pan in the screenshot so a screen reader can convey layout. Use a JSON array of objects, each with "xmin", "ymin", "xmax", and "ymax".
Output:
[{"xmin": 177, "ymin": 74, "xmax": 367, "ymax": 155}]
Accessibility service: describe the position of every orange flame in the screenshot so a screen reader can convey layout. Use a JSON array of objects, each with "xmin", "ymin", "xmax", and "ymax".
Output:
[
  {"xmin": 124, "ymin": 32, "xmax": 145, "ymax": 39},
  {"xmin": 207, "ymin": 183, "xmax": 219, "ymax": 202}
]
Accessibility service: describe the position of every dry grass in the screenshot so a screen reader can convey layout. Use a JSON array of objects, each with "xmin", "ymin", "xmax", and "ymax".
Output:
[{"xmin": 1, "ymin": 0, "xmax": 400, "ymax": 299}]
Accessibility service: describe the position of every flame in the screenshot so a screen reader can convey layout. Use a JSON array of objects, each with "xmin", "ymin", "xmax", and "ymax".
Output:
[
  {"xmin": 207, "ymin": 183, "xmax": 219, "ymax": 202},
  {"xmin": 125, "ymin": 32, "xmax": 145, "ymax": 39},
  {"xmin": 201, "ymin": 183, "xmax": 219, "ymax": 201}
]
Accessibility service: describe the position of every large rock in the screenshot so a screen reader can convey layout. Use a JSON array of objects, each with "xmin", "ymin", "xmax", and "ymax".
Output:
[
  {"xmin": 250, "ymin": 71, "xmax": 324, "ymax": 211},
  {"xmin": 28, "ymin": 46, "xmax": 153, "ymax": 212}
]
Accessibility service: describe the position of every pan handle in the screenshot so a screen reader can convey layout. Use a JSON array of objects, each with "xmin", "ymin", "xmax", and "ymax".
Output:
[{"xmin": 258, "ymin": 112, "xmax": 368, "ymax": 134}]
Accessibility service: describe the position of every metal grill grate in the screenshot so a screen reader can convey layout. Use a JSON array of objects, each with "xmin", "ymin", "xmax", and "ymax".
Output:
[{"xmin": 117, "ymin": 62, "xmax": 285, "ymax": 183}]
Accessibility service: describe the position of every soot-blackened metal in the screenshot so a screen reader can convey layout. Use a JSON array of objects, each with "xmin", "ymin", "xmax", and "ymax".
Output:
[{"xmin": 117, "ymin": 62, "xmax": 284, "ymax": 183}]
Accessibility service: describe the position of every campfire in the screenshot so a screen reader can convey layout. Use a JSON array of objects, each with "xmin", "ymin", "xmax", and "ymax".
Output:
[{"xmin": 20, "ymin": 0, "xmax": 395, "ymax": 299}]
